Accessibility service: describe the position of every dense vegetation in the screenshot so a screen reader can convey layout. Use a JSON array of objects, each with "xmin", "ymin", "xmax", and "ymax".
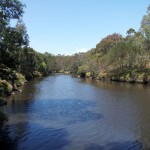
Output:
[
  {"xmin": 0, "ymin": 0, "xmax": 57, "ymax": 125},
  {"xmin": 55, "ymin": 6, "xmax": 150, "ymax": 83},
  {"xmin": 0, "ymin": 0, "xmax": 150, "ymax": 125}
]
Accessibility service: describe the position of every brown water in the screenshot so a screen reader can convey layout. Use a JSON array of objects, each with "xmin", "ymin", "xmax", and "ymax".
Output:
[{"xmin": 1, "ymin": 74, "xmax": 150, "ymax": 150}]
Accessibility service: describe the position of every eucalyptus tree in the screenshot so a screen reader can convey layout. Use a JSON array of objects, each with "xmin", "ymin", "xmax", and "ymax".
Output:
[
  {"xmin": 141, "ymin": 5, "xmax": 150, "ymax": 51},
  {"xmin": 95, "ymin": 33, "xmax": 123, "ymax": 54},
  {"xmin": 0, "ymin": 0, "xmax": 28, "ymax": 69}
]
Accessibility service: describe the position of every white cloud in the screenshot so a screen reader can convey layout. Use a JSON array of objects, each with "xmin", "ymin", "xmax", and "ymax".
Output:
[{"xmin": 76, "ymin": 48, "xmax": 88, "ymax": 53}]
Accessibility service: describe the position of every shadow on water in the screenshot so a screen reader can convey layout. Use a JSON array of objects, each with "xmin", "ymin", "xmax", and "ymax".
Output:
[
  {"xmin": 2, "ymin": 98, "xmax": 103, "ymax": 150},
  {"xmin": 0, "ymin": 125, "xmax": 18, "ymax": 150},
  {"xmin": 1, "ymin": 124, "xmax": 148, "ymax": 150},
  {"xmin": 18, "ymin": 123, "xmax": 70, "ymax": 150},
  {"xmin": 0, "ymin": 123, "xmax": 70, "ymax": 150}
]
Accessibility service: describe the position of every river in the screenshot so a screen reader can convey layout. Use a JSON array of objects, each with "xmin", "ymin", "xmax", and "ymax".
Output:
[{"xmin": 1, "ymin": 74, "xmax": 150, "ymax": 150}]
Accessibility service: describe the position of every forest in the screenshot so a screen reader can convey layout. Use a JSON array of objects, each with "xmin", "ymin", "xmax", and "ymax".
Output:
[{"xmin": 0, "ymin": 0, "xmax": 150, "ymax": 125}]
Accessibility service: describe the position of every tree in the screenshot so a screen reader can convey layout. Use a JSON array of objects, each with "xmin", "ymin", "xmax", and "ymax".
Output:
[
  {"xmin": 0, "ymin": 0, "xmax": 28, "ymax": 69},
  {"xmin": 106, "ymin": 41, "xmax": 140, "ymax": 69},
  {"xmin": 15, "ymin": 19, "xmax": 29, "ymax": 46},
  {"xmin": 141, "ymin": 4, "xmax": 150, "ymax": 50},
  {"xmin": 95, "ymin": 33, "xmax": 123, "ymax": 54},
  {"xmin": 39, "ymin": 62, "xmax": 48, "ymax": 75},
  {"xmin": 126, "ymin": 28, "xmax": 136, "ymax": 37},
  {"xmin": 43, "ymin": 52, "xmax": 57, "ymax": 72},
  {"xmin": 20, "ymin": 47, "xmax": 37, "ymax": 75}
]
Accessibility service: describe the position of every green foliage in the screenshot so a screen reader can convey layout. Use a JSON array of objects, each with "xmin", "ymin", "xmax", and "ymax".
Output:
[
  {"xmin": 126, "ymin": 28, "xmax": 136, "ymax": 37},
  {"xmin": 39, "ymin": 62, "xmax": 48, "ymax": 76},
  {"xmin": 43, "ymin": 52, "xmax": 57, "ymax": 72},
  {"xmin": 141, "ymin": 5, "xmax": 150, "ymax": 51},
  {"xmin": 19, "ymin": 47, "xmax": 54, "ymax": 77},
  {"xmin": 0, "ymin": 64, "xmax": 13, "ymax": 80},
  {"xmin": 0, "ymin": 80, "xmax": 13, "ymax": 97},
  {"xmin": 14, "ymin": 73, "xmax": 26, "ymax": 85},
  {"xmin": 107, "ymin": 68, "xmax": 150, "ymax": 83},
  {"xmin": 20, "ymin": 47, "xmax": 37, "ymax": 74},
  {"xmin": 86, "ymin": 72, "xmax": 91, "ymax": 78},
  {"xmin": 95, "ymin": 33, "xmax": 123, "ymax": 54},
  {"xmin": 0, "ymin": 0, "xmax": 24, "ymax": 20},
  {"xmin": 77, "ymin": 65, "xmax": 88, "ymax": 77},
  {"xmin": 107, "ymin": 41, "xmax": 131, "ymax": 67},
  {"xmin": 33, "ymin": 71, "xmax": 42, "ymax": 78},
  {"xmin": 0, "ymin": 0, "xmax": 28, "ymax": 69},
  {"xmin": 0, "ymin": 97, "xmax": 7, "ymax": 106}
]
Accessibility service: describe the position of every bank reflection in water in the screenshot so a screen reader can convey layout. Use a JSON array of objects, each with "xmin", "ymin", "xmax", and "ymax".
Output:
[{"xmin": 1, "ymin": 74, "xmax": 150, "ymax": 150}]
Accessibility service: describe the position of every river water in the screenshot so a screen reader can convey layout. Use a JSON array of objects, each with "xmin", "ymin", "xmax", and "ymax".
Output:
[{"xmin": 1, "ymin": 74, "xmax": 150, "ymax": 150}]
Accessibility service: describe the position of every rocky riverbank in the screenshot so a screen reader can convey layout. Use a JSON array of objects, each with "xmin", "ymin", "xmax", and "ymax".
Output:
[
  {"xmin": 78, "ymin": 68, "xmax": 150, "ymax": 85},
  {"xmin": 0, "ymin": 64, "xmax": 26, "ymax": 98},
  {"xmin": 0, "ymin": 64, "xmax": 44, "ymax": 126}
]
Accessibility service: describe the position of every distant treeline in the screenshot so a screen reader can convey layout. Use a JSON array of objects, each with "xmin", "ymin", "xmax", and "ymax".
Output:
[{"xmin": 55, "ymin": 5, "xmax": 150, "ymax": 84}]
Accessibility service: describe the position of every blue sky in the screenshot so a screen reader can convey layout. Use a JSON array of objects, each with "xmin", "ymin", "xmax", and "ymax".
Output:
[{"xmin": 20, "ymin": 0, "xmax": 150, "ymax": 55}]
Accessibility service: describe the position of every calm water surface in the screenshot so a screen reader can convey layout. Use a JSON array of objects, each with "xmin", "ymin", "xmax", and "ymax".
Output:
[{"xmin": 1, "ymin": 74, "xmax": 150, "ymax": 150}]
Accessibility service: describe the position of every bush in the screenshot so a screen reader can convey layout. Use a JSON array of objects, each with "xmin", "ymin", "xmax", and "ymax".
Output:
[
  {"xmin": 0, "ymin": 64, "xmax": 13, "ymax": 80},
  {"xmin": 77, "ymin": 66, "xmax": 88, "ymax": 78},
  {"xmin": 15, "ymin": 73, "xmax": 26, "ymax": 86},
  {"xmin": 0, "ymin": 98, "xmax": 7, "ymax": 106},
  {"xmin": 85, "ymin": 72, "xmax": 91, "ymax": 78},
  {"xmin": 0, "ymin": 80, "xmax": 13, "ymax": 97},
  {"xmin": 33, "ymin": 71, "xmax": 42, "ymax": 77}
]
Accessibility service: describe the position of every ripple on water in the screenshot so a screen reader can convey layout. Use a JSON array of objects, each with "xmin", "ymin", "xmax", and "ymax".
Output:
[
  {"xmin": 29, "ymin": 99, "xmax": 103, "ymax": 125},
  {"xmin": 2, "ymin": 75, "xmax": 150, "ymax": 150}
]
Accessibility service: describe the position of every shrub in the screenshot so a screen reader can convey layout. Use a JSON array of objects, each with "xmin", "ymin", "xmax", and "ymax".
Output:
[{"xmin": 0, "ymin": 98, "xmax": 7, "ymax": 106}]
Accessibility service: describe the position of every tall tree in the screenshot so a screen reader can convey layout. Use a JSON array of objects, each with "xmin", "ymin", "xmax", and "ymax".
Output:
[
  {"xmin": 141, "ymin": 5, "xmax": 150, "ymax": 50},
  {"xmin": 95, "ymin": 33, "xmax": 123, "ymax": 54},
  {"xmin": 0, "ymin": 0, "xmax": 28, "ymax": 69}
]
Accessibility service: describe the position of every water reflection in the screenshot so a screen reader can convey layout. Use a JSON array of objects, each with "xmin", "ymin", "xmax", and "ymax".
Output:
[
  {"xmin": 85, "ymin": 141, "xmax": 142, "ymax": 150},
  {"xmin": 1, "ymin": 75, "xmax": 150, "ymax": 150},
  {"xmin": 16, "ymin": 124, "xmax": 70, "ymax": 150},
  {"xmin": 81, "ymin": 78, "xmax": 150, "ymax": 90},
  {"xmin": 1, "ymin": 124, "xmax": 70, "ymax": 150},
  {"xmin": 0, "ymin": 125, "xmax": 18, "ymax": 150}
]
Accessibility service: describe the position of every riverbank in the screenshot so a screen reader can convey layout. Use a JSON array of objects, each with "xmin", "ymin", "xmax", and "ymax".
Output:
[
  {"xmin": 0, "ymin": 64, "xmax": 26, "ymax": 98},
  {"xmin": 0, "ymin": 64, "xmax": 45, "ymax": 99},
  {"xmin": 0, "ymin": 65, "xmax": 24, "ymax": 125},
  {"xmin": 100, "ymin": 68, "xmax": 150, "ymax": 84},
  {"xmin": 0, "ymin": 64, "xmax": 45, "ymax": 125},
  {"xmin": 77, "ymin": 68, "xmax": 150, "ymax": 85}
]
